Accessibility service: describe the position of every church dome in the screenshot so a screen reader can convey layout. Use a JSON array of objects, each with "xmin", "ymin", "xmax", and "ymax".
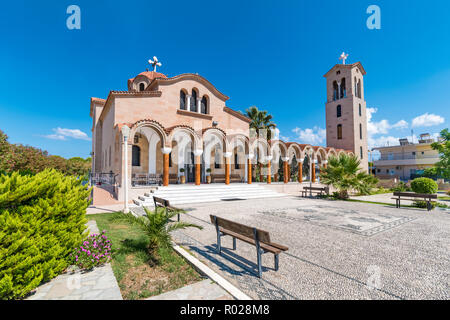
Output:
[{"xmin": 128, "ymin": 71, "xmax": 167, "ymax": 91}]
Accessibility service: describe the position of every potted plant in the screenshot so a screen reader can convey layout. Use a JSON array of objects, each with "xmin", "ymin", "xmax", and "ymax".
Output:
[
  {"xmin": 206, "ymin": 168, "xmax": 212, "ymax": 184},
  {"xmin": 179, "ymin": 168, "xmax": 186, "ymax": 184}
]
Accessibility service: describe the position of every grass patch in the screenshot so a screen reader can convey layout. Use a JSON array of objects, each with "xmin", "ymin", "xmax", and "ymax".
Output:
[{"xmin": 87, "ymin": 212, "xmax": 202, "ymax": 300}]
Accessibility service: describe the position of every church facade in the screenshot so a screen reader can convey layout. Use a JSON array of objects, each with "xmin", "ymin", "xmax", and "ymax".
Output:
[{"xmin": 90, "ymin": 58, "xmax": 367, "ymax": 201}]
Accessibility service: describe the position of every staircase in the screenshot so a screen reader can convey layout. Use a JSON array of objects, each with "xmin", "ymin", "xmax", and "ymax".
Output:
[{"xmin": 132, "ymin": 183, "xmax": 287, "ymax": 207}]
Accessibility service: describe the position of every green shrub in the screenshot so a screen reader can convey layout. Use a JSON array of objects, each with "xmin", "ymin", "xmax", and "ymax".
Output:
[
  {"xmin": 0, "ymin": 169, "xmax": 90, "ymax": 299},
  {"xmin": 410, "ymin": 177, "xmax": 438, "ymax": 194}
]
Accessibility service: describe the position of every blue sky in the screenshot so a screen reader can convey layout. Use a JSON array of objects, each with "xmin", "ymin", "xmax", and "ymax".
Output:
[{"xmin": 0, "ymin": 0, "xmax": 449, "ymax": 158}]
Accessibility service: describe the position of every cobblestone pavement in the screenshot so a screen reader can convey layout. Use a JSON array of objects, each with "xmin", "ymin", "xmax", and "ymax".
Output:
[
  {"xmin": 26, "ymin": 220, "xmax": 122, "ymax": 300},
  {"xmin": 147, "ymin": 279, "xmax": 234, "ymax": 300},
  {"xmin": 171, "ymin": 196, "xmax": 450, "ymax": 300}
]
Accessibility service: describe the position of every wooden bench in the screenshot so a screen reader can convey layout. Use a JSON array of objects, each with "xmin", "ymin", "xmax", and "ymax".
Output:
[
  {"xmin": 301, "ymin": 186, "xmax": 329, "ymax": 197},
  {"xmin": 392, "ymin": 192, "xmax": 437, "ymax": 211},
  {"xmin": 210, "ymin": 215, "xmax": 288, "ymax": 278},
  {"xmin": 153, "ymin": 196, "xmax": 182, "ymax": 221},
  {"xmin": 211, "ymin": 174, "xmax": 242, "ymax": 183}
]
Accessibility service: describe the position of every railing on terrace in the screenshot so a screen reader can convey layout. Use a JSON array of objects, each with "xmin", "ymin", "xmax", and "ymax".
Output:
[
  {"xmin": 375, "ymin": 153, "xmax": 439, "ymax": 161},
  {"xmin": 131, "ymin": 173, "xmax": 162, "ymax": 187}
]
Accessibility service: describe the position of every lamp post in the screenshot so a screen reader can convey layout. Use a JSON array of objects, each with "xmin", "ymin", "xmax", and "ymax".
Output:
[
  {"xmin": 309, "ymin": 150, "xmax": 313, "ymax": 197},
  {"xmin": 121, "ymin": 125, "xmax": 130, "ymax": 214}
]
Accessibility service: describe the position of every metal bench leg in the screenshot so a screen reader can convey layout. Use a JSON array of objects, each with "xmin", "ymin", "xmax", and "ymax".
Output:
[
  {"xmin": 274, "ymin": 254, "xmax": 279, "ymax": 271},
  {"xmin": 232, "ymin": 237, "xmax": 236, "ymax": 250}
]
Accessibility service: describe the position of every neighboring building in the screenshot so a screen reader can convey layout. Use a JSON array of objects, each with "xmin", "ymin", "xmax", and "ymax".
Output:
[
  {"xmin": 372, "ymin": 133, "xmax": 440, "ymax": 180},
  {"xmin": 90, "ymin": 56, "xmax": 361, "ymax": 202},
  {"xmin": 323, "ymin": 60, "xmax": 369, "ymax": 172}
]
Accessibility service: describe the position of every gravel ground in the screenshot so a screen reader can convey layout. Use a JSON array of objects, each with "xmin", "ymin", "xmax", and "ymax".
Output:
[{"xmin": 170, "ymin": 196, "xmax": 449, "ymax": 300}]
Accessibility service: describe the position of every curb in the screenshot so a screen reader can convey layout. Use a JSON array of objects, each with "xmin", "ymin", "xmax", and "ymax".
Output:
[{"xmin": 172, "ymin": 243, "xmax": 252, "ymax": 300}]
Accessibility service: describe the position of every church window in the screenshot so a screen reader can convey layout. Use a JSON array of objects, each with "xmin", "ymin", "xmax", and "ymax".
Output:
[
  {"xmin": 180, "ymin": 90, "xmax": 186, "ymax": 110},
  {"xmin": 139, "ymin": 83, "xmax": 145, "ymax": 91},
  {"xmin": 337, "ymin": 124, "xmax": 342, "ymax": 140},
  {"xmin": 190, "ymin": 89, "xmax": 197, "ymax": 112},
  {"xmin": 201, "ymin": 96, "xmax": 208, "ymax": 114},
  {"xmin": 336, "ymin": 105, "xmax": 342, "ymax": 118},
  {"xmin": 132, "ymin": 145, "xmax": 141, "ymax": 167},
  {"xmin": 333, "ymin": 81, "xmax": 338, "ymax": 101}
]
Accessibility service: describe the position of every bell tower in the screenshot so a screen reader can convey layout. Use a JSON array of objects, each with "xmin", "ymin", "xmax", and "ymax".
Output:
[{"xmin": 323, "ymin": 53, "xmax": 368, "ymax": 172}]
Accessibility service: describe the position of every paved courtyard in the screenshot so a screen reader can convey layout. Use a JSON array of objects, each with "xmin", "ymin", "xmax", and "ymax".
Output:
[{"xmin": 170, "ymin": 196, "xmax": 449, "ymax": 300}]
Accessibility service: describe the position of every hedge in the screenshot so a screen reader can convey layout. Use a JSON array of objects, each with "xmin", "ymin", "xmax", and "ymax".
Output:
[
  {"xmin": 0, "ymin": 169, "xmax": 90, "ymax": 299},
  {"xmin": 410, "ymin": 177, "xmax": 438, "ymax": 194}
]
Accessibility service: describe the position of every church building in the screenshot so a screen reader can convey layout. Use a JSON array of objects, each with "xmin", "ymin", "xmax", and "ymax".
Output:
[{"xmin": 90, "ymin": 55, "xmax": 367, "ymax": 202}]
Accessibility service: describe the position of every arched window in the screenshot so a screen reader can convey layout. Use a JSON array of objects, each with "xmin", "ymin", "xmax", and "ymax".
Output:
[
  {"xmin": 359, "ymin": 123, "xmax": 362, "ymax": 140},
  {"xmin": 180, "ymin": 90, "xmax": 186, "ymax": 110},
  {"xmin": 132, "ymin": 145, "xmax": 141, "ymax": 167},
  {"xmin": 357, "ymin": 79, "xmax": 361, "ymax": 98},
  {"xmin": 190, "ymin": 89, "xmax": 197, "ymax": 112},
  {"xmin": 139, "ymin": 83, "xmax": 145, "ymax": 92},
  {"xmin": 333, "ymin": 81, "xmax": 338, "ymax": 101},
  {"xmin": 336, "ymin": 105, "xmax": 342, "ymax": 118},
  {"xmin": 337, "ymin": 124, "xmax": 343, "ymax": 140},
  {"xmin": 340, "ymin": 78, "xmax": 346, "ymax": 98},
  {"xmin": 201, "ymin": 96, "xmax": 208, "ymax": 114}
]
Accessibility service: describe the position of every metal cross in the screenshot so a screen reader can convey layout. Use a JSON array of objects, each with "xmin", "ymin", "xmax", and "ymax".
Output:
[
  {"xmin": 148, "ymin": 56, "xmax": 162, "ymax": 72},
  {"xmin": 339, "ymin": 52, "xmax": 349, "ymax": 65}
]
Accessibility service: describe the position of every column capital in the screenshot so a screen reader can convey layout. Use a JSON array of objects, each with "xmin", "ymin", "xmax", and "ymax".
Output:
[
  {"xmin": 161, "ymin": 147, "xmax": 172, "ymax": 154},
  {"xmin": 193, "ymin": 149, "xmax": 203, "ymax": 156},
  {"xmin": 223, "ymin": 152, "xmax": 232, "ymax": 158}
]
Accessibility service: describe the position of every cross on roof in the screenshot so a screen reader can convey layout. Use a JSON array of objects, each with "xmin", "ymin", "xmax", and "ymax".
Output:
[
  {"xmin": 339, "ymin": 52, "xmax": 349, "ymax": 65},
  {"xmin": 148, "ymin": 56, "xmax": 162, "ymax": 72}
]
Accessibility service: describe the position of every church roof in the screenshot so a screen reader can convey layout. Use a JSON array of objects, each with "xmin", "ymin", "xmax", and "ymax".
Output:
[{"xmin": 323, "ymin": 62, "xmax": 366, "ymax": 78}]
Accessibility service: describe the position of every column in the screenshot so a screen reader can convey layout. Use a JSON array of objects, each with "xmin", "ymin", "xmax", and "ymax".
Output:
[
  {"xmin": 194, "ymin": 149, "xmax": 203, "ymax": 186},
  {"xmin": 266, "ymin": 155, "xmax": 272, "ymax": 184},
  {"xmin": 282, "ymin": 157, "xmax": 289, "ymax": 184},
  {"xmin": 312, "ymin": 158, "xmax": 316, "ymax": 183},
  {"xmin": 298, "ymin": 158, "xmax": 303, "ymax": 183},
  {"xmin": 246, "ymin": 154, "xmax": 254, "ymax": 184},
  {"xmin": 224, "ymin": 152, "xmax": 232, "ymax": 185},
  {"xmin": 161, "ymin": 147, "xmax": 172, "ymax": 186}
]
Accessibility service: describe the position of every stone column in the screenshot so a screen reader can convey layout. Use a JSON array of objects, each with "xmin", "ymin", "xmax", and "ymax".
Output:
[
  {"xmin": 194, "ymin": 149, "xmax": 203, "ymax": 186},
  {"xmin": 246, "ymin": 154, "xmax": 254, "ymax": 184},
  {"xmin": 298, "ymin": 158, "xmax": 303, "ymax": 183},
  {"xmin": 224, "ymin": 152, "xmax": 232, "ymax": 185},
  {"xmin": 282, "ymin": 157, "xmax": 289, "ymax": 184},
  {"xmin": 312, "ymin": 158, "xmax": 316, "ymax": 183},
  {"xmin": 161, "ymin": 147, "xmax": 172, "ymax": 186},
  {"xmin": 266, "ymin": 155, "xmax": 272, "ymax": 184}
]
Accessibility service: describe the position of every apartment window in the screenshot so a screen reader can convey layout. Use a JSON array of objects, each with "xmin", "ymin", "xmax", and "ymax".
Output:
[{"xmin": 337, "ymin": 124, "xmax": 342, "ymax": 140}]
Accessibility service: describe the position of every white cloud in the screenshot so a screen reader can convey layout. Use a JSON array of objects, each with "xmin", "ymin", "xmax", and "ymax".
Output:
[
  {"xmin": 43, "ymin": 127, "xmax": 91, "ymax": 141},
  {"xmin": 291, "ymin": 126, "xmax": 326, "ymax": 145},
  {"xmin": 412, "ymin": 113, "xmax": 445, "ymax": 128}
]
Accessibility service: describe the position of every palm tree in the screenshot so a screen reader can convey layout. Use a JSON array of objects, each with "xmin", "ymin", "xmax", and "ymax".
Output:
[
  {"xmin": 246, "ymin": 106, "xmax": 276, "ymax": 140},
  {"xmin": 115, "ymin": 207, "xmax": 202, "ymax": 254},
  {"xmin": 320, "ymin": 153, "xmax": 378, "ymax": 199}
]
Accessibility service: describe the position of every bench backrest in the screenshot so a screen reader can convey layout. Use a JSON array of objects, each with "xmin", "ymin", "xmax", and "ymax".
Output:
[
  {"xmin": 393, "ymin": 192, "xmax": 437, "ymax": 199},
  {"xmin": 210, "ymin": 215, "xmax": 271, "ymax": 243},
  {"xmin": 153, "ymin": 196, "xmax": 171, "ymax": 208}
]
